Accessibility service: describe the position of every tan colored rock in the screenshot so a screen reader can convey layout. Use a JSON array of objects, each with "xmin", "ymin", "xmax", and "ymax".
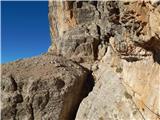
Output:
[
  {"xmin": 48, "ymin": 1, "xmax": 100, "ymax": 62},
  {"xmin": 122, "ymin": 58, "xmax": 160, "ymax": 120},
  {"xmin": 1, "ymin": 54, "xmax": 90, "ymax": 120},
  {"xmin": 76, "ymin": 62, "xmax": 144, "ymax": 120},
  {"xmin": 149, "ymin": 5, "xmax": 160, "ymax": 40},
  {"xmin": 48, "ymin": 1, "xmax": 76, "ymax": 41},
  {"xmin": 2, "ymin": 1, "xmax": 160, "ymax": 120}
]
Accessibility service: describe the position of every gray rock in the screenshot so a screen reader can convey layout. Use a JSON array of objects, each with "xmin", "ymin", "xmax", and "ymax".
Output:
[{"xmin": 49, "ymin": 1, "xmax": 160, "ymax": 63}]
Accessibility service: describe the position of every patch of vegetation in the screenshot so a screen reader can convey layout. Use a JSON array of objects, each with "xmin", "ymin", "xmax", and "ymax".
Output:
[
  {"xmin": 83, "ymin": 113, "xmax": 87, "ymax": 117},
  {"xmin": 124, "ymin": 91, "xmax": 132, "ymax": 99},
  {"xmin": 114, "ymin": 114, "xmax": 117, "ymax": 118},
  {"xmin": 116, "ymin": 67, "xmax": 123, "ymax": 73},
  {"xmin": 99, "ymin": 117, "xmax": 104, "ymax": 120},
  {"xmin": 133, "ymin": 110, "xmax": 137, "ymax": 115}
]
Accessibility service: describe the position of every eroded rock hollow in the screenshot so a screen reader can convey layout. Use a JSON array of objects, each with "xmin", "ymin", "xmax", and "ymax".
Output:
[{"xmin": 1, "ymin": 1, "xmax": 160, "ymax": 120}]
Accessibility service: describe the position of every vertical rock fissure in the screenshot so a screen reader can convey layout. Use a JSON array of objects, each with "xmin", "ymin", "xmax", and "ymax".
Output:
[
  {"xmin": 72, "ymin": 71, "xmax": 95, "ymax": 120},
  {"xmin": 30, "ymin": 104, "xmax": 34, "ymax": 120}
]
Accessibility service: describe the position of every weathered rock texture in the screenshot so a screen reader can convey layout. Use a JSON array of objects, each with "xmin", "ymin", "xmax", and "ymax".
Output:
[
  {"xmin": 122, "ymin": 59, "xmax": 160, "ymax": 120},
  {"xmin": 1, "ymin": 1, "xmax": 160, "ymax": 120},
  {"xmin": 48, "ymin": 1, "xmax": 160, "ymax": 63},
  {"xmin": 1, "ymin": 54, "xmax": 93, "ymax": 120},
  {"xmin": 76, "ymin": 62, "xmax": 144, "ymax": 120},
  {"xmin": 48, "ymin": 1, "xmax": 160, "ymax": 120}
]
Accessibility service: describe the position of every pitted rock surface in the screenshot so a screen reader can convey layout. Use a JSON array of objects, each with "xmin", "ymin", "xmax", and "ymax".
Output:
[
  {"xmin": 49, "ymin": 1, "xmax": 160, "ymax": 63},
  {"xmin": 1, "ymin": 54, "xmax": 89, "ymax": 120}
]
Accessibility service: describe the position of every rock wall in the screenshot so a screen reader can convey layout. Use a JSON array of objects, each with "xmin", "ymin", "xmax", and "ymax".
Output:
[
  {"xmin": 76, "ymin": 62, "xmax": 144, "ymax": 120},
  {"xmin": 48, "ymin": 1, "xmax": 160, "ymax": 63},
  {"xmin": 48, "ymin": 1, "xmax": 160, "ymax": 120},
  {"xmin": 1, "ymin": 1, "xmax": 160, "ymax": 120},
  {"xmin": 122, "ymin": 58, "xmax": 160, "ymax": 120}
]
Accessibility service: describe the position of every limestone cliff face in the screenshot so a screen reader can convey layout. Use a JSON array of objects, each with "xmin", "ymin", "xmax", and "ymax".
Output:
[
  {"xmin": 1, "ymin": 1, "xmax": 160, "ymax": 120},
  {"xmin": 49, "ymin": 1, "xmax": 160, "ymax": 62},
  {"xmin": 49, "ymin": 1, "xmax": 160, "ymax": 120},
  {"xmin": 48, "ymin": 1, "xmax": 102, "ymax": 62}
]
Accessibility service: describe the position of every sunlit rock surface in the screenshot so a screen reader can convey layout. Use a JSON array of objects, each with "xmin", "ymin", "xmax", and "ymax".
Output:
[
  {"xmin": 1, "ymin": 1, "xmax": 160, "ymax": 120},
  {"xmin": 1, "ymin": 54, "xmax": 90, "ymax": 120}
]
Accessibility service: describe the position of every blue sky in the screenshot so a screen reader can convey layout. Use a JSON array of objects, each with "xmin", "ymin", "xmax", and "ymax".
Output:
[{"xmin": 1, "ymin": 1, "xmax": 50, "ymax": 63}]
